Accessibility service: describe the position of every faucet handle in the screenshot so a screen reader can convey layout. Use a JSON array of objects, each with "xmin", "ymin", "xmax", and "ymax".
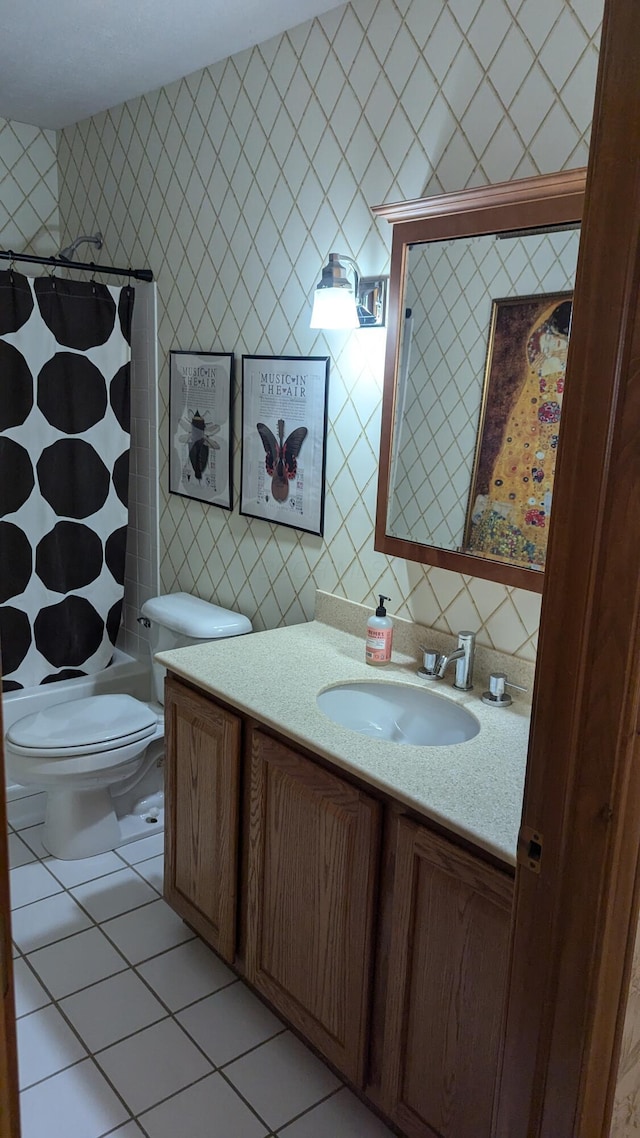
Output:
[
  {"xmin": 418, "ymin": 646, "xmax": 441, "ymax": 677},
  {"xmin": 482, "ymin": 672, "xmax": 527, "ymax": 707}
]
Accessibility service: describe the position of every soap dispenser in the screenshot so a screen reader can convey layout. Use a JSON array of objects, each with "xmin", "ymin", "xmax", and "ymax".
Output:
[{"xmin": 366, "ymin": 595, "xmax": 393, "ymax": 666}]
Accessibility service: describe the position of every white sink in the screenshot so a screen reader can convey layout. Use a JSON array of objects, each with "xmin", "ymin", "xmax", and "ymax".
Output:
[{"xmin": 316, "ymin": 681, "xmax": 480, "ymax": 746}]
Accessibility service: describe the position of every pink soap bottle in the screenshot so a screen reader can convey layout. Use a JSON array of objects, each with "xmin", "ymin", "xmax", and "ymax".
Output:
[{"xmin": 366, "ymin": 595, "xmax": 393, "ymax": 666}]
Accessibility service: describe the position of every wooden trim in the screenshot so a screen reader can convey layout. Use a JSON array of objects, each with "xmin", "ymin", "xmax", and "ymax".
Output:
[
  {"xmin": 494, "ymin": 0, "xmax": 640, "ymax": 1133},
  {"xmin": 373, "ymin": 529, "xmax": 546, "ymax": 592},
  {"xmin": 372, "ymin": 168, "xmax": 586, "ymax": 225},
  {"xmin": 374, "ymin": 169, "xmax": 585, "ymax": 593}
]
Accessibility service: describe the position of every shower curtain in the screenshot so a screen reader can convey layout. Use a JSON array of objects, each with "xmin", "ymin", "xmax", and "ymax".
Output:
[{"xmin": 0, "ymin": 270, "xmax": 135, "ymax": 691}]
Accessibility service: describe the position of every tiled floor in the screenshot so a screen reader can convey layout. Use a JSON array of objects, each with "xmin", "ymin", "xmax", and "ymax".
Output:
[{"xmin": 7, "ymin": 819, "xmax": 396, "ymax": 1138}]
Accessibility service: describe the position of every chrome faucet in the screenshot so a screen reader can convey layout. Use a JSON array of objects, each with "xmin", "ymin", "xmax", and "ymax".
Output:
[{"xmin": 421, "ymin": 631, "xmax": 475, "ymax": 691}]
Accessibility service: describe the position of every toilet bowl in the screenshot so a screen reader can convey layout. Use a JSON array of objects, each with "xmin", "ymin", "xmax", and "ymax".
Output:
[{"xmin": 4, "ymin": 593, "xmax": 252, "ymax": 859}]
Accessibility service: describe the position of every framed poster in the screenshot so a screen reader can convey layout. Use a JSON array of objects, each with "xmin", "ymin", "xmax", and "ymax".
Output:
[
  {"xmin": 169, "ymin": 350, "xmax": 233, "ymax": 509},
  {"xmin": 463, "ymin": 291, "xmax": 573, "ymax": 570},
  {"xmin": 240, "ymin": 355, "xmax": 329, "ymax": 535}
]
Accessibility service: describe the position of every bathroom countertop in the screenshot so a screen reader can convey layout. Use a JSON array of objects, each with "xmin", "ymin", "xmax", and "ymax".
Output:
[{"xmin": 156, "ymin": 619, "xmax": 530, "ymax": 867}]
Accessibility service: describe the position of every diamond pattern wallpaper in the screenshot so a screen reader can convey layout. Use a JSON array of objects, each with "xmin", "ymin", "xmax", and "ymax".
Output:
[
  {"xmin": 56, "ymin": 0, "xmax": 602, "ymax": 661},
  {"xmin": 0, "ymin": 116, "xmax": 59, "ymax": 257}
]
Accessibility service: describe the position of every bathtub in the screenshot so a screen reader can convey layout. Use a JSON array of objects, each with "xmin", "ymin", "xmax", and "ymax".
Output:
[{"xmin": 3, "ymin": 650, "xmax": 159, "ymax": 833}]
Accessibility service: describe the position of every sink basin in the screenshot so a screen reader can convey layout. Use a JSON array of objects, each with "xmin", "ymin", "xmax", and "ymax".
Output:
[{"xmin": 316, "ymin": 681, "xmax": 480, "ymax": 747}]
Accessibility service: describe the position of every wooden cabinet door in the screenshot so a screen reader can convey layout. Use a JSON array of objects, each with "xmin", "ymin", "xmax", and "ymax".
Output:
[
  {"xmin": 164, "ymin": 677, "xmax": 241, "ymax": 963},
  {"xmin": 246, "ymin": 729, "xmax": 381, "ymax": 1085},
  {"xmin": 380, "ymin": 816, "xmax": 513, "ymax": 1138}
]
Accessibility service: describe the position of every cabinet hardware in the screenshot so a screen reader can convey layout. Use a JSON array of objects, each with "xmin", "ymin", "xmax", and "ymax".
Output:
[{"xmin": 517, "ymin": 825, "xmax": 543, "ymax": 873}]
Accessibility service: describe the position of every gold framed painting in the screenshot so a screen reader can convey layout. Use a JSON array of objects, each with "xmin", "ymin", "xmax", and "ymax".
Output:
[{"xmin": 463, "ymin": 291, "xmax": 572, "ymax": 570}]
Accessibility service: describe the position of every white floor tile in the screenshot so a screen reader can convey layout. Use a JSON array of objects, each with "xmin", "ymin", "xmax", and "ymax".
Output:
[
  {"xmin": 276, "ymin": 1087, "xmax": 396, "ymax": 1136},
  {"xmin": 18, "ymin": 824, "xmax": 49, "ymax": 858},
  {"xmin": 9, "ymin": 814, "xmax": 394, "ymax": 1138},
  {"xmin": 19, "ymin": 1059, "xmax": 129, "ymax": 1138},
  {"xmin": 139, "ymin": 1071, "xmax": 268, "ymax": 1138},
  {"xmin": 11, "ymin": 891, "xmax": 93, "ymax": 953},
  {"xmin": 71, "ymin": 866, "xmax": 159, "ymax": 922},
  {"xmin": 17, "ymin": 1004, "xmax": 87, "ymax": 1089},
  {"xmin": 8, "ymin": 832, "xmax": 37, "ymax": 869},
  {"xmin": 95, "ymin": 1017, "xmax": 212, "ymax": 1115},
  {"xmin": 101, "ymin": 898, "xmax": 194, "ymax": 964},
  {"xmin": 27, "ymin": 926, "xmax": 127, "ymax": 998},
  {"xmin": 137, "ymin": 939, "xmax": 236, "ymax": 1011},
  {"xmin": 133, "ymin": 852, "xmax": 163, "ymax": 892},
  {"xmin": 224, "ymin": 1032, "xmax": 341, "ymax": 1131},
  {"xmin": 60, "ymin": 969, "xmax": 168, "ymax": 1052},
  {"xmin": 116, "ymin": 832, "xmax": 164, "ymax": 864},
  {"xmin": 13, "ymin": 959, "xmax": 51, "ymax": 1018},
  {"xmin": 178, "ymin": 982, "xmax": 283, "ymax": 1066},
  {"xmin": 10, "ymin": 862, "xmax": 63, "ymax": 909},
  {"xmin": 46, "ymin": 849, "xmax": 125, "ymax": 888}
]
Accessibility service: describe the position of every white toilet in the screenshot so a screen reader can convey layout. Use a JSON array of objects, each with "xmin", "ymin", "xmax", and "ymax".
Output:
[{"xmin": 4, "ymin": 592, "xmax": 252, "ymax": 860}]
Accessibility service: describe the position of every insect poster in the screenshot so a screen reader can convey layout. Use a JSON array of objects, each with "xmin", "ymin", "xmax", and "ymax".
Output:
[
  {"xmin": 463, "ymin": 291, "xmax": 572, "ymax": 570},
  {"xmin": 169, "ymin": 351, "xmax": 234, "ymax": 509},
  {"xmin": 240, "ymin": 355, "xmax": 329, "ymax": 535}
]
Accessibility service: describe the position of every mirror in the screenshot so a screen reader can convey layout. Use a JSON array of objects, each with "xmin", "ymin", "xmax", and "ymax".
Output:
[{"xmin": 372, "ymin": 169, "xmax": 586, "ymax": 592}]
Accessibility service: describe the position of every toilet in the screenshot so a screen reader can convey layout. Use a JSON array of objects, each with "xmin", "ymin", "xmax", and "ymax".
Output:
[{"xmin": 4, "ymin": 592, "xmax": 252, "ymax": 860}]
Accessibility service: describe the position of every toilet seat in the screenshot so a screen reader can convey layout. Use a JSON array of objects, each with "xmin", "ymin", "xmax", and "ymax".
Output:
[{"xmin": 6, "ymin": 694, "xmax": 159, "ymax": 760}]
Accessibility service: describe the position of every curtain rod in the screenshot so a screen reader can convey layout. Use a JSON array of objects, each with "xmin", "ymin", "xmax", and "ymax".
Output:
[{"xmin": 0, "ymin": 248, "xmax": 153, "ymax": 283}]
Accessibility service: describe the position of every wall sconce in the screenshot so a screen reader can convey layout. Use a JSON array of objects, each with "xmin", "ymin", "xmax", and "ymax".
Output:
[{"xmin": 309, "ymin": 252, "xmax": 388, "ymax": 330}]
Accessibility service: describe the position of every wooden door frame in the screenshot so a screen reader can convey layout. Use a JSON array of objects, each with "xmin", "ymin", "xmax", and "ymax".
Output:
[
  {"xmin": 495, "ymin": 0, "xmax": 640, "ymax": 1133},
  {"xmin": 0, "ymin": 5, "xmax": 638, "ymax": 1138},
  {"xmin": 0, "ymin": 680, "xmax": 19, "ymax": 1138}
]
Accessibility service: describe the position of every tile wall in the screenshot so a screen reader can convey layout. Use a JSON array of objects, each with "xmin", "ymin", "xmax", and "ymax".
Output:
[{"xmin": 56, "ymin": 0, "xmax": 602, "ymax": 664}]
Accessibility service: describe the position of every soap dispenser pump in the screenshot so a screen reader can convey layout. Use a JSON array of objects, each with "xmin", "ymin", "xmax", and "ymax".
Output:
[{"xmin": 366, "ymin": 595, "xmax": 393, "ymax": 666}]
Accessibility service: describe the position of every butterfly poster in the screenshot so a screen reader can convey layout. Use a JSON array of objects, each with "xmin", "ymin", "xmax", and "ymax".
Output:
[
  {"xmin": 240, "ymin": 355, "xmax": 329, "ymax": 535},
  {"xmin": 169, "ymin": 350, "xmax": 234, "ymax": 509}
]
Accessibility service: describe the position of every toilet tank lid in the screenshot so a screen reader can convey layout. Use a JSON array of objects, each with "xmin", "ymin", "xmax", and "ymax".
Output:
[{"xmin": 140, "ymin": 592, "xmax": 252, "ymax": 639}]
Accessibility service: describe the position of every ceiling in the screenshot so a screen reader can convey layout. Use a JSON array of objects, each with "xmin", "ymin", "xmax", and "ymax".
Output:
[{"xmin": 0, "ymin": 0, "xmax": 347, "ymax": 130}]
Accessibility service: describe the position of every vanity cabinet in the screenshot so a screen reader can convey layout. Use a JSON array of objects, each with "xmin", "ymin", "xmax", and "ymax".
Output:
[
  {"xmin": 164, "ymin": 677, "xmax": 241, "ymax": 962},
  {"xmin": 245, "ymin": 728, "xmax": 381, "ymax": 1085},
  {"xmin": 378, "ymin": 816, "xmax": 513, "ymax": 1138},
  {"xmin": 163, "ymin": 675, "xmax": 514, "ymax": 1136}
]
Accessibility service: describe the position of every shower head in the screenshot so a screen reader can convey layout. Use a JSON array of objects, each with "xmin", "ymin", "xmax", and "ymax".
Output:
[{"xmin": 58, "ymin": 232, "xmax": 103, "ymax": 262}]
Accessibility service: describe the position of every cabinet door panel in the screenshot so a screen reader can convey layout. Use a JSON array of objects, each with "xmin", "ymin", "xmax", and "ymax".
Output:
[
  {"xmin": 246, "ymin": 729, "xmax": 381, "ymax": 1085},
  {"xmin": 164, "ymin": 678, "xmax": 241, "ymax": 962},
  {"xmin": 381, "ymin": 817, "xmax": 513, "ymax": 1138}
]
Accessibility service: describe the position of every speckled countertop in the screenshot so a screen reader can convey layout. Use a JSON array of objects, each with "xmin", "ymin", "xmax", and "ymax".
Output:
[{"xmin": 156, "ymin": 598, "xmax": 531, "ymax": 867}]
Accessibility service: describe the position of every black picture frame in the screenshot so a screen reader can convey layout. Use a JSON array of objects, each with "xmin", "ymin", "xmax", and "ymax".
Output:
[
  {"xmin": 169, "ymin": 350, "xmax": 234, "ymax": 510},
  {"xmin": 240, "ymin": 354, "xmax": 329, "ymax": 535}
]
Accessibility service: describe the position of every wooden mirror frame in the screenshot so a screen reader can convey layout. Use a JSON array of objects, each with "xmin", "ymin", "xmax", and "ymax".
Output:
[{"xmin": 372, "ymin": 167, "xmax": 586, "ymax": 593}]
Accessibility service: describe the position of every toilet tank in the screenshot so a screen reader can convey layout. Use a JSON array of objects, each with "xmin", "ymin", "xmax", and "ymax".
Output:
[{"xmin": 140, "ymin": 592, "xmax": 253, "ymax": 704}]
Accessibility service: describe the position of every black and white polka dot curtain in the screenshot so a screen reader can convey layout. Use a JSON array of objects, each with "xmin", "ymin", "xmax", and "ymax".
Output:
[{"xmin": 0, "ymin": 271, "xmax": 135, "ymax": 691}]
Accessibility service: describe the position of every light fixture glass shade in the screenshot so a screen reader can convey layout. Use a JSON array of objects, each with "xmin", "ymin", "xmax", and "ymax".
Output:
[
  {"xmin": 310, "ymin": 253, "xmax": 360, "ymax": 330},
  {"xmin": 310, "ymin": 285, "xmax": 359, "ymax": 329}
]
